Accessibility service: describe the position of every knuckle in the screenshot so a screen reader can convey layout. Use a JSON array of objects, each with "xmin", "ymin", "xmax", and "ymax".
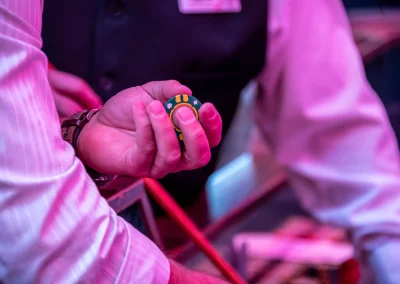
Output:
[
  {"xmin": 191, "ymin": 128, "xmax": 205, "ymax": 141},
  {"xmin": 149, "ymin": 164, "xmax": 169, "ymax": 179},
  {"xmin": 196, "ymin": 151, "xmax": 211, "ymax": 168},
  {"xmin": 132, "ymin": 86, "xmax": 143, "ymax": 94},
  {"xmin": 76, "ymin": 79, "xmax": 89, "ymax": 92},
  {"xmin": 167, "ymin": 80, "xmax": 180, "ymax": 86},
  {"xmin": 160, "ymin": 149, "xmax": 181, "ymax": 166},
  {"xmin": 208, "ymin": 123, "xmax": 222, "ymax": 132},
  {"xmin": 139, "ymin": 118, "xmax": 152, "ymax": 131},
  {"xmin": 158, "ymin": 125, "xmax": 174, "ymax": 138},
  {"xmin": 151, "ymin": 171, "xmax": 167, "ymax": 179},
  {"xmin": 141, "ymin": 141, "xmax": 157, "ymax": 155},
  {"xmin": 183, "ymin": 148, "xmax": 211, "ymax": 169}
]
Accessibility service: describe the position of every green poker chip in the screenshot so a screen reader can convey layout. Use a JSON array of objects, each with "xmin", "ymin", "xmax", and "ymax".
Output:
[{"xmin": 164, "ymin": 94, "xmax": 202, "ymax": 147}]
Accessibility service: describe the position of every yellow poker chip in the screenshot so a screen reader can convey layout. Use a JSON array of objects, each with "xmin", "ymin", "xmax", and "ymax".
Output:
[{"xmin": 164, "ymin": 94, "xmax": 202, "ymax": 147}]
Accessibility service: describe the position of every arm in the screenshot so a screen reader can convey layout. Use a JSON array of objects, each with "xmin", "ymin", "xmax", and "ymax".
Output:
[
  {"xmin": 168, "ymin": 260, "xmax": 228, "ymax": 284},
  {"xmin": 257, "ymin": 0, "xmax": 400, "ymax": 282},
  {"xmin": 0, "ymin": 2, "xmax": 169, "ymax": 283}
]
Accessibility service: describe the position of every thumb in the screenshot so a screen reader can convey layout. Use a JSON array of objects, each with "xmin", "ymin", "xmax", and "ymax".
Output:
[{"xmin": 141, "ymin": 80, "xmax": 192, "ymax": 103}]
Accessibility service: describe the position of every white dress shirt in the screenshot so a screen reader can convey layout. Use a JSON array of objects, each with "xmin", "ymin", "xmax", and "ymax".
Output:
[
  {"xmin": 258, "ymin": 1, "xmax": 400, "ymax": 283},
  {"xmin": 1, "ymin": 0, "xmax": 399, "ymax": 283},
  {"xmin": 0, "ymin": 1, "xmax": 169, "ymax": 283}
]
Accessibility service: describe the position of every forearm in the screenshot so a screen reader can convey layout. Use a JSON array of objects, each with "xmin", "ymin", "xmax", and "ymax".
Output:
[
  {"xmin": 0, "ymin": 1, "xmax": 169, "ymax": 282},
  {"xmin": 260, "ymin": 0, "xmax": 400, "ymax": 280}
]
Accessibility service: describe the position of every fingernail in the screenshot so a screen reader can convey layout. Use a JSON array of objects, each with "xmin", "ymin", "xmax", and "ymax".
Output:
[
  {"xmin": 149, "ymin": 101, "xmax": 165, "ymax": 117},
  {"xmin": 176, "ymin": 106, "xmax": 195, "ymax": 123}
]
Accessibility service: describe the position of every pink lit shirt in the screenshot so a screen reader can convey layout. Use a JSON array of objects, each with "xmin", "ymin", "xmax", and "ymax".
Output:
[
  {"xmin": 257, "ymin": 0, "xmax": 400, "ymax": 282},
  {"xmin": 0, "ymin": 0, "xmax": 169, "ymax": 283},
  {"xmin": 1, "ymin": 0, "xmax": 399, "ymax": 283}
]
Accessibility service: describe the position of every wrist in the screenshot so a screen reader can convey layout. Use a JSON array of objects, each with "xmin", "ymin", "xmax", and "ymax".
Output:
[
  {"xmin": 62, "ymin": 109, "xmax": 116, "ymax": 187},
  {"xmin": 76, "ymin": 110, "xmax": 99, "ymax": 159},
  {"xmin": 61, "ymin": 109, "xmax": 100, "ymax": 158}
]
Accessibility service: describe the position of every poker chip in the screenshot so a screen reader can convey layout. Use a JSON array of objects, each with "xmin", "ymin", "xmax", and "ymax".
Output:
[{"xmin": 164, "ymin": 94, "xmax": 202, "ymax": 147}]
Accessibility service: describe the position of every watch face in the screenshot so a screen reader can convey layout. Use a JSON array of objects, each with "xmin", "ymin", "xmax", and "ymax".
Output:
[{"xmin": 87, "ymin": 167, "xmax": 116, "ymax": 188}]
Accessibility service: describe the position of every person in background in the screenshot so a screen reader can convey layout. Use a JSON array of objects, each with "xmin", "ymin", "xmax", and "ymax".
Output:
[
  {"xmin": 42, "ymin": 0, "xmax": 268, "ymax": 213},
  {"xmin": 21, "ymin": 0, "xmax": 400, "ymax": 283},
  {"xmin": 343, "ymin": 0, "xmax": 400, "ymax": 149}
]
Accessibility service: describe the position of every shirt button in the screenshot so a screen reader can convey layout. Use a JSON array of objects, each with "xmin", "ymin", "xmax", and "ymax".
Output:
[
  {"xmin": 99, "ymin": 74, "xmax": 114, "ymax": 92},
  {"xmin": 105, "ymin": 0, "xmax": 125, "ymax": 16}
]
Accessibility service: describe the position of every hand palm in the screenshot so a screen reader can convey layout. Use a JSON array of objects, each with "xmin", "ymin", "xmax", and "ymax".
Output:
[
  {"xmin": 77, "ymin": 81, "xmax": 222, "ymax": 179},
  {"xmin": 83, "ymin": 86, "xmax": 156, "ymax": 174}
]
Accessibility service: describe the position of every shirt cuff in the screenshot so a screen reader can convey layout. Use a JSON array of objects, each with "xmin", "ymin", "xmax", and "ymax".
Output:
[{"xmin": 368, "ymin": 240, "xmax": 400, "ymax": 284}]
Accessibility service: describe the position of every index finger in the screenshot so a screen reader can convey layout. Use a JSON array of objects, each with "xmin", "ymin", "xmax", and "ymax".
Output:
[
  {"xmin": 199, "ymin": 103, "xmax": 222, "ymax": 148},
  {"xmin": 141, "ymin": 80, "xmax": 192, "ymax": 103},
  {"xmin": 174, "ymin": 107, "xmax": 211, "ymax": 170}
]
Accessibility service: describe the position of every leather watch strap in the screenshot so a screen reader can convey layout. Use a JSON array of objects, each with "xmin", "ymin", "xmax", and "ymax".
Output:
[
  {"xmin": 61, "ymin": 109, "xmax": 116, "ymax": 187},
  {"xmin": 61, "ymin": 109, "xmax": 99, "ymax": 155}
]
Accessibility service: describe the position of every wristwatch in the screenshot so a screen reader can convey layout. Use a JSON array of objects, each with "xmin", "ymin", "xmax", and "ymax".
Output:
[{"xmin": 61, "ymin": 109, "xmax": 116, "ymax": 187}]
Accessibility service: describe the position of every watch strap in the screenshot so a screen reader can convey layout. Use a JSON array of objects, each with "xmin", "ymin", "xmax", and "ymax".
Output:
[
  {"xmin": 61, "ymin": 109, "xmax": 99, "ymax": 156},
  {"xmin": 61, "ymin": 109, "xmax": 116, "ymax": 188}
]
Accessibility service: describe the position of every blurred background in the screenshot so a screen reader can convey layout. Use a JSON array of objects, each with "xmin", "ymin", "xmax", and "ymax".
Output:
[
  {"xmin": 166, "ymin": 2, "xmax": 400, "ymax": 281},
  {"xmin": 42, "ymin": 1, "xmax": 400, "ymax": 283}
]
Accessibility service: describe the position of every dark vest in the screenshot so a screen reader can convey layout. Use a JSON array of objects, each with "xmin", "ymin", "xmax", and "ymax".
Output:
[{"xmin": 42, "ymin": 0, "xmax": 268, "ymax": 207}]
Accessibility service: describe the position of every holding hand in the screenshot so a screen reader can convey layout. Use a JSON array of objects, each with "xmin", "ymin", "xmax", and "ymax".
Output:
[{"xmin": 77, "ymin": 80, "xmax": 222, "ymax": 178}]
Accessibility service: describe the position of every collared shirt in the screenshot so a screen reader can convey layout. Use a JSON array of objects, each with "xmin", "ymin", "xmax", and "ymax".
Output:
[
  {"xmin": 0, "ymin": 1, "xmax": 169, "ymax": 283},
  {"xmin": 1, "ymin": 0, "xmax": 399, "ymax": 283},
  {"xmin": 258, "ymin": 1, "xmax": 400, "ymax": 283}
]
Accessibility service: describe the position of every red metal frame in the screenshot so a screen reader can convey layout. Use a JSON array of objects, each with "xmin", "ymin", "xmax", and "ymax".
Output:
[
  {"xmin": 104, "ymin": 177, "xmax": 163, "ymax": 248},
  {"xmin": 144, "ymin": 178, "xmax": 246, "ymax": 284}
]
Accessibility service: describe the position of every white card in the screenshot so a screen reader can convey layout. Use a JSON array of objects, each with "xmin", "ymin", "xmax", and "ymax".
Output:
[{"xmin": 178, "ymin": 0, "xmax": 241, "ymax": 14}]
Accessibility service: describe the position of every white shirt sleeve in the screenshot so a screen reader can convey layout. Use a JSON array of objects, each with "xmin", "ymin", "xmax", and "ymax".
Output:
[
  {"xmin": 0, "ymin": 1, "xmax": 169, "ymax": 283},
  {"xmin": 258, "ymin": 0, "xmax": 400, "ymax": 282}
]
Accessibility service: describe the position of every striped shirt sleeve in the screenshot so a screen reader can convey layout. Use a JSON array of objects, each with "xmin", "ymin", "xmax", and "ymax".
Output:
[{"xmin": 0, "ymin": 1, "xmax": 170, "ymax": 283}]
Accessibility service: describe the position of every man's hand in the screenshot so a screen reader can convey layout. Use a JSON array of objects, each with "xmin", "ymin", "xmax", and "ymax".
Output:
[
  {"xmin": 168, "ymin": 259, "xmax": 228, "ymax": 284},
  {"xmin": 77, "ymin": 80, "xmax": 222, "ymax": 178},
  {"xmin": 48, "ymin": 69, "xmax": 103, "ymax": 119}
]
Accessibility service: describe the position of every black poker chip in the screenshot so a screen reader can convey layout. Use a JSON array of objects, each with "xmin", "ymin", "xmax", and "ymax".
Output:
[{"xmin": 164, "ymin": 94, "xmax": 202, "ymax": 148}]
